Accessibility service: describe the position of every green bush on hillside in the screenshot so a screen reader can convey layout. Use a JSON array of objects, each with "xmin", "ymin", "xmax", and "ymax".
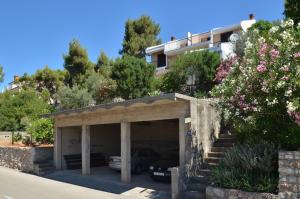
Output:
[
  {"xmin": 27, "ymin": 118, "xmax": 54, "ymax": 144},
  {"xmin": 210, "ymin": 140, "xmax": 278, "ymax": 193}
]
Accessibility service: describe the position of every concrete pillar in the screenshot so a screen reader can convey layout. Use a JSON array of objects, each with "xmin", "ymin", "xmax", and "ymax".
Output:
[
  {"xmin": 82, "ymin": 125, "xmax": 90, "ymax": 175},
  {"xmin": 121, "ymin": 121, "xmax": 131, "ymax": 183},
  {"xmin": 54, "ymin": 127, "xmax": 62, "ymax": 169},
  {"xmin": 179, "ymin": 117, "xmax": 187, "ymax": 170},
  {"xmin": 171, "ymin": 167, "xmax": 180, "ymax": 199},
  {"xmin": 166, "ymin": 55, "xmax": 168, "ymax": 68},
  {"xmin": 179, "ymin": 117, "xmax": 188, "ymax": 194}
]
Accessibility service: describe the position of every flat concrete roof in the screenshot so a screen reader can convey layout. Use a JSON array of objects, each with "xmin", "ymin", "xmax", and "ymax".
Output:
[{"xmin": 45, "ymin": 93, "xmax": 198, "ymax": 118}]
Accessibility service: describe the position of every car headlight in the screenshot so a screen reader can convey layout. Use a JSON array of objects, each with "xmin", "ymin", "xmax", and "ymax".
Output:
[{"xmin": 149, "ymin": 166, "xmax": 154, "ymax": 170}]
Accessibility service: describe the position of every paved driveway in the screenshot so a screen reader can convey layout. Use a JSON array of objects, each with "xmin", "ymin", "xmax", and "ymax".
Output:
[
  {"xmin": 45, "ymin": 167, "xmax": 171, "ymax": 199},
  {"xmin": 0, "ymin": 166, "xmax": 135, "ymax": 199}
]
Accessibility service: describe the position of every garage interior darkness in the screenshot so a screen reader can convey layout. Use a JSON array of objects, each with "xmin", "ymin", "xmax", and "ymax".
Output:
[
  {"xmin": 60, "ymin": 119, "xmax": 179, "ymax": 183},
  {"xmin": 132, "ymin": 119, "xmax": 179, "ymax": 159}
]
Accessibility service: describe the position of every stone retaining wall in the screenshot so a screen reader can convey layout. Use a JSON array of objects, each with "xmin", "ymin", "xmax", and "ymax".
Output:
[
  {"xmin": 206, "ymin": 186, "xmax": 278, "ymax": 199},
  {"xmin": 0, "ymin": 146, "xmax": 53, "ymax": 173},
  {"xmin": 279, "ymin": 151, "xmax": 300, "ymax": 199}
]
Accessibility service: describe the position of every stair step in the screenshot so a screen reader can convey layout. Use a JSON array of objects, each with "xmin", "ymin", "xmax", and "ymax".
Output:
[
  {"xmin": 37, "ymin": 164, "xmax": 54, "ymax": 169},
  {"xmin": 35, "ymin": 162, "xmax": 53, "ymax": 166},
  {"xmin": 207, "ymin": 152, "xmax": 224, "ymax": 158},
  {"xmin": 211, "ymin": 147, "xmax": 228, "ymax": 153},
  {"xmin": 187, "ymin": 182, "xmax": 207, "ymax": 192},
  {"xmin": 203, "ymin": 162, "xmax": 217, "ymax": 170},
  {"xmin": 183, "ymin": 191, "xmax": 205, "ymax": 199},
  {"xmin": 216, "ymin": 138, "xmax": 236, "ymax": 143},
  {"xmin": 219, "ymin": 134, "xmax": 236, "ymax": 139},
  {"xmin": 198, "ymin": 169, "xmax": 212, "ymax": 176},
  {"xmin": 205, "ymin": 157, "xmax": 221, "ymax": 164},
  {"xmin": 189, "ymin": 176, "xmax": 209, "ymax": 183},
  {"xmin": 213, "ymin": 142, "xmax": 234, "ymax": 147},
  {"xmin": 35, "ymin": 167, "xmax": 55, "ymax": 176}
]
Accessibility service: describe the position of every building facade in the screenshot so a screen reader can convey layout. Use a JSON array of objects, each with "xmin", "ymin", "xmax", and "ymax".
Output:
[{"xmin": 146, "ymin": 14, "xmax": 256, "ymax": 76}]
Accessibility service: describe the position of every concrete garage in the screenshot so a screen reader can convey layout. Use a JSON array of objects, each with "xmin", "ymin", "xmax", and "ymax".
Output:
[
  {"xmin": 60, "ymin": 124, "xmax": 121, "ymax": 170},
  {"xmin": 47, "ymin": 93, "xmax": 220, "ymax": 197}
]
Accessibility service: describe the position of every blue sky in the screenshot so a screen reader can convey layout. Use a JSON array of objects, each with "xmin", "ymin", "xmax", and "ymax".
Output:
[{"xmin": 0, "ymin": 0, "xmax": 284, "ymax": 90}]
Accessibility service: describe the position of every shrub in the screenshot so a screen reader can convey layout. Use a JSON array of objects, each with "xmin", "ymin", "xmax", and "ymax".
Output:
[
  {"xmin": 212, "ymin": 19, "xmax": 300, "ymax": 149},
  {"xmin": 27, "ymin": 118, "xmax": 54, "ymax": 144},
  {"xmin": 13, "ymin": 132, "xmax": 22, "ymax": 142},
  {"xmin": 22, "ymin": 135, "xmax": 31, "ymax": 145},
  {"xmin": 162, "ymin": 50, "xmax": 220, "ymax": 96},
  {"xmin": 210, "ymin": 140, "xmax": 278, "ymax": 193},
  {"xmin": 56, "ymin": 85, "xmax": 95, "ymax": 110},
  {"xmin": 0, "ymin": 89, "xmax": 52, "ymax": 131},
  {"xmin": 84, "ymin": 71, "xmax": 117, "ymax": 104}
]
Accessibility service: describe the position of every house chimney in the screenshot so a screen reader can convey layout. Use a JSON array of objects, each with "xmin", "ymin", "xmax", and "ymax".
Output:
[
  {"xmin": 14, "ymin": 75, "xmax": 19, "ymax": 82},
  {"xmin": 171, "ymin": 36, "xmax": 175, "ymax": 41},
  {"xmin": 249, "ymin": 13, "xmax": 254, "ymax": 20}
]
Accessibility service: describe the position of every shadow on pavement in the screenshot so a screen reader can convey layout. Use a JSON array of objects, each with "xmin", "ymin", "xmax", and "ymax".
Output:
[{"xmin": 44, "ymin": 167, "xmax": 171, "ymax": 199}]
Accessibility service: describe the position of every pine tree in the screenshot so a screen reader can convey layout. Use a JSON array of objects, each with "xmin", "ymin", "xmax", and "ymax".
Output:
[
  {"xmin": 111, "ymin": 56, "xmax": 155, "ymax": 99},
  {"xmin": 63, "ymin": 39, "xmax": 93, "ymax": 86},
  {"xmin": 284, "ymin": 0, "xmax": 300, "ymax": 25},
  {"xmin": 95, "ymin": 50, "xmax": 112, "ymax": 71},
  {"xmin": 120, "ymin": 15, "xmax": 161, "ymax": 59}
]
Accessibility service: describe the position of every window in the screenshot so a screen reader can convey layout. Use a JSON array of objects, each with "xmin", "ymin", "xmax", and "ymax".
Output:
[
  {"xmin": 221, "ymin": 31, "xmax": 233, "ymax": 43},
  {"xmin": 157, "ymin": 53, "xmax": 166, "ymax": 68}
]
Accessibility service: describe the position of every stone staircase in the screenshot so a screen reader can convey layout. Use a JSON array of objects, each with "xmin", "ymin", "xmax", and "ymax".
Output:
[
  {"xmin": 34, "ymin": 160, "xmax": 55, "ymax": 176},
  {"xmin": 183, "ymin": 134, "xmax": 236, "ymax": 199}
]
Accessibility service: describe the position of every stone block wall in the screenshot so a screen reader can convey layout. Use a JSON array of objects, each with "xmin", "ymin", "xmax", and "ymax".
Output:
[
  {"xmin": 33, "ymin": 146, "xmax": 53, "ymax": 163},
  {"xmin": 0, "ymin": 146, "xmax": 53, "ymax": 173},
  {"xmin": 279, "ymin": 151, "xmax": 300, "ymax": 199}
]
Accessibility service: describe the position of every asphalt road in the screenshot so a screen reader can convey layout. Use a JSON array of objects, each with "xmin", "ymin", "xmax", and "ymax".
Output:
[{"xmin": 0, "ymin": 167, "xmax": 135, "ymax": 199}]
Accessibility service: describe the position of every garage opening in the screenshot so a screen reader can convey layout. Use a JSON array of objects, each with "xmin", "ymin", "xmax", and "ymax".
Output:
[
  {"xmin": 60, "ymin": 124, "xmax": 121, "ymax": 171},
  {"xmin": 59, "ymin": 119, "xmax": 179, "ymax": 193},
  {"xmin": 61, "ymin": 126, "xmax": 82, "ymax": 170},
  {"xmin": 131, "ymin": 119, "xmax": 179, "ymax": 186},
  {"xmin": 90, "ymin": 123, "xmax": 121, "ymax": 177}
]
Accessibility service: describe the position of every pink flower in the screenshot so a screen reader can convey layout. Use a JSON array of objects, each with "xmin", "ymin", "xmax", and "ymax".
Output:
[
  {"xmin": 260, "ymin": 60, "xmax": 267, "ymax": 65},
  {"xmin": 214, "ymin": 57, "xmax": 237, "ymax": 83},
  {"xmin": 281, "ymin": 76, "xmax": 289, "ymax": 81},
  {"xmin": 270, "ymin": 49, "xmax": 280, "ymax": 58},
  {"xmin": 294, "ymin": 52, "xmax": 300, "ymax": 58},
  {"xmin": 280, "ymin": 65, "xmax": 289, "ymax": 72},
  {"xmin": 257, "ymin": 64, "xmax": 267, "ymax": 73},
  {"xmin": 288, "ymin": 111, "xmax": 300, "ymax": 126},
  {"xmin": 258, "ymin": 43, "xmax": 268, "ymax": 58}
]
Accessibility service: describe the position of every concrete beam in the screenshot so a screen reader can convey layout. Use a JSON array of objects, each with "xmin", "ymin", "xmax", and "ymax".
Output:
[
  {"xmin": 121, "ymin": 121, "xmax": 131, "ymax": 183},
  {"xmin": 82, "ymin": 125, "xmax": 90, "ymax": 175},
  {"xmin": 54, "ymin": 127, "xmax": 62, "ymax": 169}
]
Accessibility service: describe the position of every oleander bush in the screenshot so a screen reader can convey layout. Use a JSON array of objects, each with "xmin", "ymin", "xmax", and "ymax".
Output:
[
  {"xmin": 212, "ymin": 19, "xmax": 300, "ymax": 149},
  {"xmin": 210, "ymin": 140, "xmax": 278, "ymax": 193}
]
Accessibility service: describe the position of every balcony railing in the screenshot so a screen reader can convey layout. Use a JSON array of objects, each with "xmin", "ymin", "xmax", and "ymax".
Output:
[
  {"xmin": 164, "ymin": 33, "xmax": 211, "ymax": 53},
  {"xmin": 164, "ymin": 38, "xmax": 188, "ymax": 52}
]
